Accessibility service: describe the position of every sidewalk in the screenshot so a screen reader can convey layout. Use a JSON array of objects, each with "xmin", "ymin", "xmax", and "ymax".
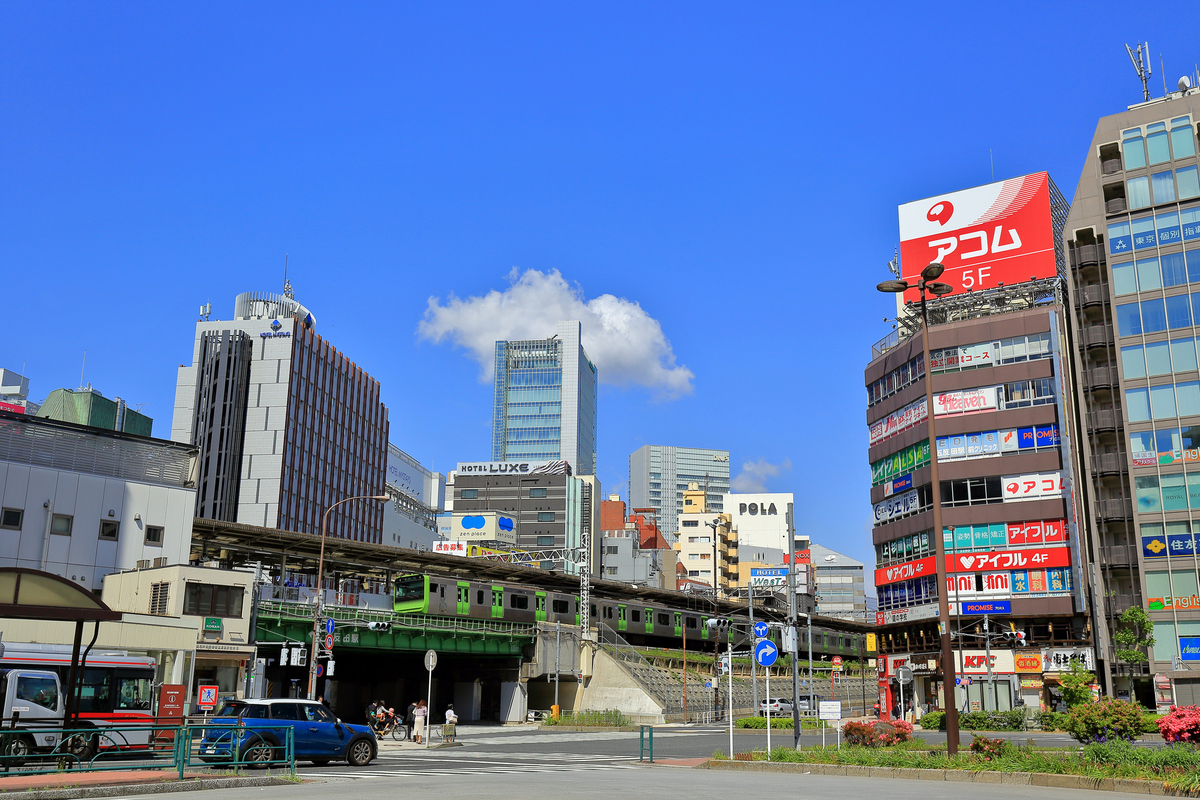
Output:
[{"xmin": 0, "ymin": 769, "xmax": 293, "ymax": 799}]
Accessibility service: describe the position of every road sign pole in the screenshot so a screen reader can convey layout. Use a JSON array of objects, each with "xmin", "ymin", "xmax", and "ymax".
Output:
[
  {"xmin": 749, "ymin": 583, "xmax": 758, "ymax": 714},
  {"xmin": 786, "ymin": 503, "xmax": 801, "ymax": 751},
  {"xmin": 424, "ymin": 649, "xmax": 437, "ymax": 749},
  {"xmin": 765, "ymin": 669, "xmax": 771, "ymax": 759},
  {"xmin": 727, "ymin": 638, "xmax": 733, "ymax": 758}
]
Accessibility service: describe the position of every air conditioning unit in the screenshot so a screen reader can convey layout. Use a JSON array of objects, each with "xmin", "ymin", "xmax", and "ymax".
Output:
[
  {"xmin": 153, "ymin": 557, "xmax": 167, "ymax": 568},
  {"xmin": 136, "ymin": 560, "xmax": 151, "ymax": 570}
]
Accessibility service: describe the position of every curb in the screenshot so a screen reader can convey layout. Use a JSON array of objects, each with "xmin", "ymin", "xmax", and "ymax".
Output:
[
  {"xmin": 6, "ymin": 775, "xmax": 296, "ymax": 800},
  {"xmin": 698, "ymin": 760, "xmax": 1194, "ymax": 796}
]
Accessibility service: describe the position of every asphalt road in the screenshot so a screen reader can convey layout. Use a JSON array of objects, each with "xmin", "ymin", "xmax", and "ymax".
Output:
[{"xmin": 196, "ymin": 726, "xmax": 1154, "ymax": 800}]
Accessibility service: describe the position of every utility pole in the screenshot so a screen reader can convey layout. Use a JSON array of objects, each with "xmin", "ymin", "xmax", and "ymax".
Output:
[
  {"xmin": 787, "ymin": 504, "xmax": 801, "ymax": 749},
  {"xmin": 984, "ymin": 615, "xmax": 993, "ymax": 712},
  {"xmin": 554, "ymin": 621, "xmax": 561, "ymax": 711}
]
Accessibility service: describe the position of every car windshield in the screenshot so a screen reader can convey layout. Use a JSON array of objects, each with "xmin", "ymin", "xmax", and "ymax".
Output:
[{"xmin": 214, "ymin": 702, "xmax": 246, "ymax": 717}]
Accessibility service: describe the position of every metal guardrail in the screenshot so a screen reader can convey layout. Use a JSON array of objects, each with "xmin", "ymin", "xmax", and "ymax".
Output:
[
  {"xmin": 257, "ymin": 600, "xmax": 539, "ymax": 637},
  {"xmin": 0, "ymin": 722, "xmax": 295, "ymax": 778}
]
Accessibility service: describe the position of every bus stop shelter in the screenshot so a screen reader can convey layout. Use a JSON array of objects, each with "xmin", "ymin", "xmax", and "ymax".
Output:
[{"xmin": 0, "ymin": 568, "xmax": 123, "ymax": 720}]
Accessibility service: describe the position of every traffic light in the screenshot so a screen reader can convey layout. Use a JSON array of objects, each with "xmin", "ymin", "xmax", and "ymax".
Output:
[
  {"xmin": 1002, "ymin": 630, "xmax": 1028, "ymax": 647},
  {"xmin": 368, "ymin": 622, "xmax": 391, "ymax": 632},
  {"xmin": 706, "ymin": 618, "xmax": 731, "ymax": 630}
]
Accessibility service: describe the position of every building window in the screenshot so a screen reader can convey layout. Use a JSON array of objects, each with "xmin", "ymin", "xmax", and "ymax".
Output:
[
  {"xmin": 537, "ymin": 512, "xmax": 555, "ymax": 522},
  {"xmin": 688, "ymin": 553, "xmax": 700, "ymax": 561},
  {"xmin": 700, "ymin": 553, "xmax": 711, "ymax": 560},
  {"xmin": 0, "ymin": 508, "xmax": 22, "ymax": 530},
  {"xmin": 682, "ymin": 520, "xmax": 699, "ymax": 528},
  {"xmin": 98, "ymin": 521, "xmax": 119, "ymax": 541},
  {"xmin": 537, "ymin": 536, "xmax": 554, "ymax": 546},
  {"xmin": 699, "ymin": 536, "xmax": 710, "ymax": 543},
  {"xmin": 605, "ymin": 546, "xmax": 619, "ymax": 555},
  {"xmin": 939, "ymin": 476, "xmax": 1004, "ymax": 507},
  {"xmin": 684, "ymin": 499, "xmax": 693, "ymax": 506},
  {"xmin": 460, "ymin": 489, "xmax": 478, "ymax": 499},
  {"xmin": 529, "ymin": 488, "xmax": 547, "ymax": 498},
  {"xmin": 145, "ymin": 526, "xmax": 164, "ymax": 546},
  {"xmin": 1128, "ymin": 176, "xmax": 1151, "ymax": 209},
  {"xmin": 1123, "ymin": 128, "xmax": 1146, "ymax": 169},
  {"xmin": 50, "ymin": 514, "xmax": 72, "ymax": 536},
  {"xmin": 688, "ymin": 570, "xmax": 700, "ymax": 577},
  {"xmin": 148, "ymin": 582, "xmax": 170, "ymax": 615},
  {"xmin": 183, "ymin": 583, "xmax": 245, "ymax": 618},
  {"xmin": 605, "ymin": 567, "xmax": 619, "ymax": 576}
]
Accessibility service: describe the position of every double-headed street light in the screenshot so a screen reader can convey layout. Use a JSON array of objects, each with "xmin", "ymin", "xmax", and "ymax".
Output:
[
  {"xmin": 877, "ymin": 263, "xmax": 961, "ymax": 754},
  {"xmin": 307, "ymin": 493, "xmax": 391, "ymax": 700}
]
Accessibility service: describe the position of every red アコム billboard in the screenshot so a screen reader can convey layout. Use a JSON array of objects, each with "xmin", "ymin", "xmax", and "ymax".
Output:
[{"xmin": 898, "ymin": 172, "xmax": 1057, "ymax": 304}]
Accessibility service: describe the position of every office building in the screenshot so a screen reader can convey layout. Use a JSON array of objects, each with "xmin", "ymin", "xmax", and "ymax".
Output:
[
  {"xmin": 628, "ymin": 445, "xmax": 730, "ymax": 543},
  {"xmin": 0, "ymin": 369, "xmax": 39, "ymax": 415},
  {"xmin": 491, "ymin": 320, "xmax": 597, "ymax": 475},
  {"xmin": 383, "ymin": 444, "xmax": 445, "ymax": 550},
  {"xmin": 451, "ymin": 460, "xmax": 599, "ymax": 573},
  {"xmin": 600, "ymin": 494, "xmax": 626, "ymax": 531},
  {"xmin": 36, "ymin": 386, "xmax": 153, "ymax": 436},
  {"xmin": 172, "ymin": 289, "xmax": 389, "ymax": 543},
  {"xmin": 867, "ymin": 171, "xmax": 1098, "ymax": 718},
  {"xmin": 1064, "ymin": 83, "xmax": 1200, "ymax": 707},
  {"xmin": 809, "ymin": 543, "xmax": 867, "ymax": 619}
]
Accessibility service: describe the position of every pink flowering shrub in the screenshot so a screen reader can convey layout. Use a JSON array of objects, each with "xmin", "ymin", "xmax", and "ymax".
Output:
[
  {"xmin": 1157, "ymin": 705, "xmax": 1200, "ymax": 743},
  {"xmin": 877, "ymin": 718, "xmax": 914, "ymax": 745}
]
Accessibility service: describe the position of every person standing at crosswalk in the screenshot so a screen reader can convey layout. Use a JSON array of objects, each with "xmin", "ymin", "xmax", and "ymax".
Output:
[{"xmin": 413, "ymin": 699, "xmax": 428, "ymax": 744}]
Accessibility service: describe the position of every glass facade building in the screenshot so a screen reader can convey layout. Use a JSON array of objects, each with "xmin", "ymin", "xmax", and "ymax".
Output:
[
  {"xmin": 491, "ymin": 320, "xmax": 597, "ymax": 475},
  {"xmin": 1066, "ymin": 94, "xmax": 1200, "ymax": 705},
  {"xmin": 628, "ymin": 445, "xmax": 730, "ymax": 542}
]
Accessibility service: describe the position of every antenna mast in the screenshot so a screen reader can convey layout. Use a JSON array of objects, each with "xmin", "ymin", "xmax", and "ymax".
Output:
[
  {"xmin": 283, "ymin": 254, "xmax": 293, "ymax": 299},
  {"xmin": 1126, "ymin": 42, "xmax": 1152, "ymax": 101},
  {"xmin": 887, "ymin": 248, "xmax": 900, "ymax": 278}
]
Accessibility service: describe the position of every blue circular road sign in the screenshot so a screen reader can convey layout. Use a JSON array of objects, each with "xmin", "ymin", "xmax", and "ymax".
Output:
[
  {"xmin": 753, "ymin": 621, "xmax": 769, "ymax": 638},
  {"xmin": 754, "ymin": 639, "xmax": 779, "ymax": 667}
]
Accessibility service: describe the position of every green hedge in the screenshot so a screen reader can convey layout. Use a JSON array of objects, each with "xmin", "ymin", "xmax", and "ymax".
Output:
[{"xmin": 736, "ymin": 716, "xmax": 821, "ymax": 729}]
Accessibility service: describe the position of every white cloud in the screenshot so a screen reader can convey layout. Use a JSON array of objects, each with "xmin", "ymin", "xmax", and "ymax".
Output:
[
  {"xmin": 418, "ymin": 268, "xmax": 694, "ymax": 398},
  {"xmin": 731, "ymin": 458, "xmax": 792, "ymax": 493}
]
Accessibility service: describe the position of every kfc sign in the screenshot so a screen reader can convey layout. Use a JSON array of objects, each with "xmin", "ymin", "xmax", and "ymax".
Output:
[{"xmin": 898, "ymin": 172, "xmax": 1059, "ymax": 303}]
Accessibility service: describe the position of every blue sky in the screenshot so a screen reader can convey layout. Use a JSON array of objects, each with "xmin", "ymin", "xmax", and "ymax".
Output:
[{"xmin": 2, "ymin": 4, "xmax": 1197, "ymax": 577}]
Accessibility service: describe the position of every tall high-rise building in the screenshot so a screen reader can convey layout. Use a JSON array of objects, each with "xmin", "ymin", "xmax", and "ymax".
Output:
[
  {"xmin": 172, "ymin": 289, "xmax": 389, "ymax": 543},
  {"xmin": 628, "ymin": 445, "xmax": 729, "ymax": 542},
  {"xmin": 1064, "ymin": 83, "xmax": 1200, "ymax": 706},
  {"xmin": 491, "ymin": 320, "xmax": 597, "ymax": 475}
]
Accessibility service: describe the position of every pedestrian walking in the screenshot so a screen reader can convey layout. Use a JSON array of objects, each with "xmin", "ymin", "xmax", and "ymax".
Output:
[{"xmin": 444, "ymin": 704, "xmax": 457, "ymax": 743}]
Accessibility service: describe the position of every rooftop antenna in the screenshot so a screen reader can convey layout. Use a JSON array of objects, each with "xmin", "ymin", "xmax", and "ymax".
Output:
[
  {"xmin": 1126, "ymin": 42, "xmax": 1151, "ymax": 102},
  {"xmin": 990, "ymin": 149, "xmax": 994, "ymax": 182},
  {"xmin": 887, "ymin": 248, "xmax": 900, "ymax": 277},
  {"xmin": 1161, "ymin": 55, "xmax": 1168, "ymax": 96},
  {"xmin": 283, "ymin": 254, "xmax": 294, "ymax": 299},
  {"xmin": 199, "ymin": 302, "xmax": 212, "ymax": 321},
  {"xmin": 79, "ymin": 349, "xmax": 86, "ymax": 391}
]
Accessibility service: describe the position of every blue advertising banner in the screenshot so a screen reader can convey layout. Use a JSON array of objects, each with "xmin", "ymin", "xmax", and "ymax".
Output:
[
  {"xmin": 960, "ymin": 600, "xmax": 1011, "ymax": 615},
  {"xmin": 1181, "ymin": 637, "xmax": 1200, "ymax": 662}
]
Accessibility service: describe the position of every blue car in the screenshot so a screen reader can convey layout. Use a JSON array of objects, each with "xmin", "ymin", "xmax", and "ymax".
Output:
[{"xmin": 200, "ymin": 699, "xmax": 376, "ymax": 767}]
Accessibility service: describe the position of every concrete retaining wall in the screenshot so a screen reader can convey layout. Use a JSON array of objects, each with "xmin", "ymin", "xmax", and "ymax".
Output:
[{"xmin": 577, "ymin": 649, "xmax": 665, "ymax": 723}]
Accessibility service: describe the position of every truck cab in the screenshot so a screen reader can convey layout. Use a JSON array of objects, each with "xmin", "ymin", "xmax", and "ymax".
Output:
[{"xmin": 0, "ymin": 669, "xmax": 64, "ymax": 756}]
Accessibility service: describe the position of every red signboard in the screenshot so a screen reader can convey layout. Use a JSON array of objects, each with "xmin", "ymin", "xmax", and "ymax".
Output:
[
  {"xmin": 783, "ymin": 550, "xmax": 811, "ymax": 565},
  {"xmin": 898, "ymin": 172, "xmax": 1056, "ymax": 303},
  {"xmin": 158, "ymin": 684, "xmax": 185, "ymax": 718},
  {"xmin": 875, "ymin": 546, "xmax": 1071, "ymax": 586},
  {"xmin": 0, "ymin": 401, "xmax": 25, "ymax": 414},
  {"xmin": 1006, "ymin": 519, "xmax": 1066, "ymax": 545}
]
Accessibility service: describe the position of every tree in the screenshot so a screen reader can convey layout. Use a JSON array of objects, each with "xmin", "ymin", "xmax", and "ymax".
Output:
[
  {"xmin": 1112, "ymin": 606, "xmax": 1155, "ymax": 667},
  {"xmin": 1059, "ymin": 660, "xmax": 1096, "ymax": 708}
]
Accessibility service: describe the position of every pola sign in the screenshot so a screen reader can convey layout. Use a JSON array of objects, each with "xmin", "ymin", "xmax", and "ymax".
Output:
[{"xmin": 897, "ymin": 172, "xmax": 1059, "ymax": 304}]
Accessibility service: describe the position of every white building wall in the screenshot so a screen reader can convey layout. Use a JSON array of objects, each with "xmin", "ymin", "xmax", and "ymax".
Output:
[
  {"xmin": 0, "ymin": 462, "xmax": 194, "ymax": 593},
  {"xmin": 558, "ymin": 320, "xmax": 581, "ymax": 476},
  {"xmin": 722, "ymin": 492, "xmax": 798, "ymax": 551}
]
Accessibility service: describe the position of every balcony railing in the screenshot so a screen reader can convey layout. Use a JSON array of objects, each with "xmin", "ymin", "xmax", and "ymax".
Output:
[
  {"xmin": 1087, "ymin": 409, "xmax": 1122, "ymax": 431},
  {"xmin": 1101, "ymin": 544, "xmax": 1137, "ymax": 565},
  {"xmin": 1087, "ymin": 366, "xmax": 1119, "ymax": 387},
  {"xmin": 1095, "ymin": 498, "xmax": 1133, "ymax": 520},
  {"xmin": 1101, "ymin": 158, "xmax": 1123, "ymax": 175},
  {"xmin": 1081, "ymin": 324, "xmax": 1115, "ymax": 348},
  {"xmin": 1071, "ymin": 243, "xmax": 1101, "ymax": 268},
  {"xmin": 1077, "ymin": 284, "xmax": 1108, "ymax": 306},
  {"xmin": 1105, "ymin": 197, "xmax": 1128, "ymax": 214},
  {"xmin": 1094, "ymin": 452, "xmax": 1127, "ymax": 474}
]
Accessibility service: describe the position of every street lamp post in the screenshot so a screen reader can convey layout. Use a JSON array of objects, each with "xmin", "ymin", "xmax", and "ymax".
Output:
[
  {"xmin": 877, "ymin": 263, "xmax": 961, "ymax": 754},
  {"xmin": 307, "ymin": 493, "xmax": 390, "ymax": 700}
]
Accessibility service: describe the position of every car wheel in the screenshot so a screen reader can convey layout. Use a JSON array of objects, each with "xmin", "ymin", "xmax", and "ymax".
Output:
[
  {"xmin": 346, "ymin": 738, "xmax": 374, "ymax": 767},
  {"xmin": 62, "ymin": 732, "xmax": 96, "ymax": 763},
  {"xmin": 310, "ymin": 759, "xmax": 331, "ymax": 766},
  {"xmin": 1, "ymin": 734, "xmax": 32, "ymax": 767},
  {"xmin": 240, "ymin": 740, "xmax": 278, "ymax": 768}
]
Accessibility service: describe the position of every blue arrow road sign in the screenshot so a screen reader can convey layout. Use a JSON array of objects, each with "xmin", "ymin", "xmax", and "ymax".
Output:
[
  {"xmin": 325, "ymin": 619, "xmax": 335, "ymax": 635},
  {"xmin": 753, "ymin": 621, "xmax": 769, "ymax": 638},
  {"xmin": 755, "ymin": 640, "xmax": 779, "ymax": 667}
]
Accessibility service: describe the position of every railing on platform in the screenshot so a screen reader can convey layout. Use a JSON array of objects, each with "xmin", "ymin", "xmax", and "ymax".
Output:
[
  {"xmin": 256, "ymin": 600, "xmax": 538, "ymax": 638},
  {"xmin": 0, "ymin": 722, "xmax": 296, "ymax": 778}
]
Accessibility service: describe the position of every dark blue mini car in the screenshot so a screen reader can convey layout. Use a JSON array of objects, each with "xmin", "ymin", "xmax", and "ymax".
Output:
[{"xmin": 200, "ymin": 699, "xmax": 376, "ymax": 767}]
